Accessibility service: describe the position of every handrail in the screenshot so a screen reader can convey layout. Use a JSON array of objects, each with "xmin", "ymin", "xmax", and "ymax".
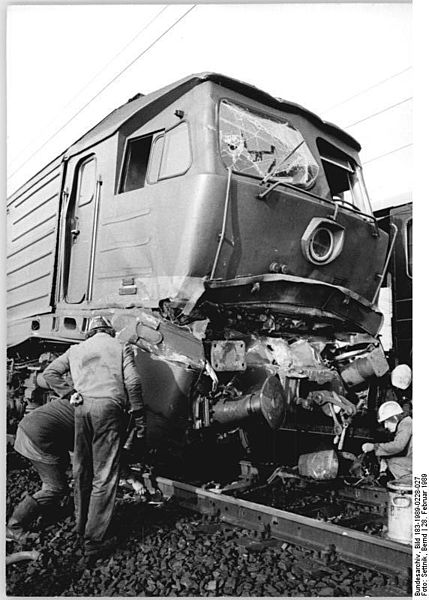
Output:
[
  {"xmin": 210, "ymin": 167, "xmax": 233, "ymax": 280},
  {"xmin": 86, "ymin": 176, "xmax": 103, "ymax": 301},
  {"xmin": 371, "ymin": 223, "xmax": 398, "ymax": 304},
  {"xmin": 257, "ymin": 177, "xmax": 377, "ymax": 226},
  {"xmin": 57, "ymin": 187, "xmax": 70, "ymax": 303}
]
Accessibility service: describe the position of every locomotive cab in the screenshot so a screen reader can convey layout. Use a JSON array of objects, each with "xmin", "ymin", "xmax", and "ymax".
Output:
[{"xmin": 7, "ymin": 73, "xmax": 393, "ymax": 471}]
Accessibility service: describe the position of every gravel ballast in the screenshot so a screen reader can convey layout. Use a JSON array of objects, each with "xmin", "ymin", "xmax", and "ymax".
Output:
[{"xmin": 6, "ymin": 453, "xmax": 402, "ymax": 597}]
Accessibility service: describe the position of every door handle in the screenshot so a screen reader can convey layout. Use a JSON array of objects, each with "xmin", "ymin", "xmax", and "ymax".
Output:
[{"xmin": 71, "ymin": 228, "xmax": 80, "ymax": 239}]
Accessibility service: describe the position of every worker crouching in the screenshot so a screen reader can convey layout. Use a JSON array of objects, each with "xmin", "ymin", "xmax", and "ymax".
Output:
[
  {"xmin": 6, "ymin": 398, "xmax": 74, "ymax": 543},
  {"xmin": 43, "ymin": 316, "xmax": 145, "ymax": 565},
  {"xmin": 362, "ymin": 400, "xmax": 412, "ymax": 481}
]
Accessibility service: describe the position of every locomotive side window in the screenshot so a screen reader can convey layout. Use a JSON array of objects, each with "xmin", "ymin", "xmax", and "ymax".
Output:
[
  {"xmin": 317, "ymin": 139, "xmax": 372, "ymax": 215},
  {"xmin": 218, "ymin": 100, "xmax": 319, "ymax": 188},
  {"xmin": 77, "ymin": 158, "xmax": 96, "ymax": 206},
  {"xmin": 120, "ymin": 134, "xmax": 154, "ymax": 193},
  {"xmin": 147, "ymin": 135, "xmax": 163, "ymax": 182},
  {"xmin": 120, "ymin": 124, "xmax": 191, "ymax": 191},
  {"xmin": 147, "ymin": 122, "xmax": 192, "ymax": 183},
  {"xmin": 406, "ymin": 218, "xmax": 412, "ymax": 277}
]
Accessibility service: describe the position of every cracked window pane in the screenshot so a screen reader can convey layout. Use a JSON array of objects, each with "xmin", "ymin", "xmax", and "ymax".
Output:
[{"xmin": 219, "ymin": 100, "xmax": 319, "ymax": 189}]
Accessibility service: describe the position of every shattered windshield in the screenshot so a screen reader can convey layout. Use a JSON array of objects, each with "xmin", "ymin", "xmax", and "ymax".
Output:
[{"xmin": 219, "ymin": 100, "xmax": 319, "ymax": 189}]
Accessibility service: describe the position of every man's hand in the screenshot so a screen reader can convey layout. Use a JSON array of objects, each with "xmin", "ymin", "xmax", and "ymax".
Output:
[
  {"xmin": 362, "ymin": 442, "xmax": 375, "ymax": 453},
  {"xmin": 70, "ymin": 392, "xmax": 83, "ymax": 406},
  {"xmin": 127, "ymin": 477, "xmax": 146, "ymax": 497}
]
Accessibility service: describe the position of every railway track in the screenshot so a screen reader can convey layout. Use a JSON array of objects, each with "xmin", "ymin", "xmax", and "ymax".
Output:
[
  {"xmin": 238, "ymin": 477, "xmax": 389, "ymax": 536},
  {"xmin": 145, "ymin": 474, "xmax": 412, "ymax": 594},
  {"xmin": 7, "ymin": 452, "xmax": 412, "ymax": 596}
]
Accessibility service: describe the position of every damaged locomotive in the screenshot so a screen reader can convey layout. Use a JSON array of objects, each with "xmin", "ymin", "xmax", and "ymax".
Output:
[{"xmin": 7, "ymin": 73, "xmax": 392, "ymax": 474}]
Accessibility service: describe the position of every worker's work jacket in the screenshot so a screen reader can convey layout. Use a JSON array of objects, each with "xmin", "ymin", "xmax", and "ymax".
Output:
[
  {"xmin": 374, "ymin": 415, "xmax": 412, "ymax": 479},
  {"xmin": 43, "ymin": 333, "xmax": 144, "ymax": 413}
]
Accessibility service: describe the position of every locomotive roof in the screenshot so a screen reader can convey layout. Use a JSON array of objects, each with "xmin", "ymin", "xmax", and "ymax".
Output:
[{"xmin": 67, "ymin": 72, "xmax": 360, "ymax": 157}]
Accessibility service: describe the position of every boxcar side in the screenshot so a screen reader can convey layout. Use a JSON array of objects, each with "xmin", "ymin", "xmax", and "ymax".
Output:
[
  {"xmin": 375, "ymin": 201, "xmax": 412, "ymax": 365},
  {"xmin": 7, "ymin": 155, "xmax": 64, "ymax": 340}
]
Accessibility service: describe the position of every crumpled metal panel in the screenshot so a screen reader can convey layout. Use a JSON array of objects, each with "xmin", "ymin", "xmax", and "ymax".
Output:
[
  {"xmin": 245, "ymin": 336, "xmax": 334, "ymax": 382},
  {"xmin": 113, "ymin": 310, "xmax": 205, "ymax": 371}
]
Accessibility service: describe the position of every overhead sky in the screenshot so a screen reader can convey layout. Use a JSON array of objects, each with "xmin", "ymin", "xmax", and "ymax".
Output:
[{"xmin": 7, "ymin": 2, "xmax": 412, "ymax": 206}]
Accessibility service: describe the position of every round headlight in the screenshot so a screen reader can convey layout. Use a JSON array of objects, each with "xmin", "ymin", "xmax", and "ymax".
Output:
[{"xmin": 309, "ymin": 227, "xmax": 334, "ymax": 262}]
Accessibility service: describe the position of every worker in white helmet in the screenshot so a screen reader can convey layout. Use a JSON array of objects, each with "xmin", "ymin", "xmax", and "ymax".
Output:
[
  {"xmin": 390, "ymin": 364, "xmax": 412, "ymax": 417},
  {"xmin": 362, "ymin": 400, "xmax": 412, "ymax": 480},
  {"xmin": 391, "ymin": 364, "xmax": 412, "ymax": 391}
]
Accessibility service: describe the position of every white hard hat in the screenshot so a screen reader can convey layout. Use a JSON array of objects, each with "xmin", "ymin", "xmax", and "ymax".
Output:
[
  {"xmin": 391, "ymin": 364, "xmax": 412, "ymax": 390},
  {"xmin": 377, "ymin": 400, "xmax": 403, "ymax": 423}
]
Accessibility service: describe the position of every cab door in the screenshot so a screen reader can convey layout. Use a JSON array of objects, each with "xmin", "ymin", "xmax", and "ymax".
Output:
[{"xmin": 63, "ymin": 155, "xmax": 99, "ymax": 303}]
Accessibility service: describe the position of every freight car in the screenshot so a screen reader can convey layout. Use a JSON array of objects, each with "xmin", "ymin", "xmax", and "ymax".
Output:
[
  {"xmin": 7, "ymin": 73, "xmax": 394, "ymax": 470},
  {"xmin": 375, "ymin": 200, "xmax": 412, "ymax": 367}
]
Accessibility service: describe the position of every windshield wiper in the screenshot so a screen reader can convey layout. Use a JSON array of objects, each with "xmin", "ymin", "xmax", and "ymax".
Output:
[{"xmin": 259, "ymin": 140, "xmax": 305, "ymax": 186}]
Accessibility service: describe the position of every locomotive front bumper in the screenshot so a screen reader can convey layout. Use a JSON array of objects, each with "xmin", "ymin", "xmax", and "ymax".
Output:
[{"xmin": 204, "ymin": 274, "xmax": 383, "ymax": 337}]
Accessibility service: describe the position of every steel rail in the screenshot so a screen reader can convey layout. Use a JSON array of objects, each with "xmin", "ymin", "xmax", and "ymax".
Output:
[
  {"xmin": 149, "ymin": 475, "xmax": 411, "ymax": 587},
  {"xmin": 337, "ymin": 484, "xmax": 389, "ymax": 510}
]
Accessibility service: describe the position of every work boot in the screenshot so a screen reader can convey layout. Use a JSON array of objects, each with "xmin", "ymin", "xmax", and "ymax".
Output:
[
  {"xmin": 6, "ymin": 495, "xmax": 40, "ymax": 543},
  {"xmin": 85, "ymin": 535, "xmax": 118, "ymax": 558},
  {"xmin": 78, "ymin": 536, "xmax": 118, "ymax": 569},
  {"xmin": 38, "ymin": 495, "xmax": 71, "ymax": 527}
]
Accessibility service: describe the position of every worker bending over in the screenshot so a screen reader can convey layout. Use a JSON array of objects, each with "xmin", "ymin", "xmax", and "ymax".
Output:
[
  {"xmin": 43, "ymin": 316, "xmax": 145, "ymax": 563},
  {"xmin": 6, "ymin": 398, "xmax": 74, "ymax": 542},
  {"xmin": 362, "ymin": 400, "xmax": 412, "ymax": 481}
]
